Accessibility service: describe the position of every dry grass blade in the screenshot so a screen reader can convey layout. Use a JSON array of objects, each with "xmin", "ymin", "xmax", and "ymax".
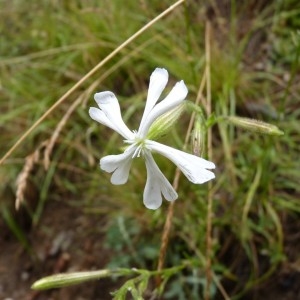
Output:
[{"xmin": 43, "ymin": 97, "xmax": 82, "ymax": 170}]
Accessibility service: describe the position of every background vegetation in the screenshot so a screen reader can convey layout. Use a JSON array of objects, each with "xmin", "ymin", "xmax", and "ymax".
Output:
[{"xmin": 1, "ymin": 0, "xmax": 299, "ymax": 299}]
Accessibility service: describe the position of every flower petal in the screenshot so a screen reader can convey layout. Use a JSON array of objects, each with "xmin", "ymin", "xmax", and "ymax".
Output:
[
  {"xmin": 100, "ymin": 146, "xmax": 135, "ymax": 185},
  {"xmin": 94, "ymin": 91, "xmax": 134, "ymax": 140},
  {"xmin": 147, "ymin": 140, "xmax": 215, "ymax": 184},
  {"xmin": 143, "ymin": 152, "xmax": 177, "ymax": 209},
  {"xmin": 89, "ymin": 107, "xmax": 117, "ymax": 131},
  {"xmin": 110, "ymin": 157, "xmax": 132, "ymax": 185},
  {"xmin": 138, "ymin": 80, "xmax": 188, "ymax": 137},
  {"xmin": 138, "ymin": 68, "xmax": 168, "ymax": 133}
]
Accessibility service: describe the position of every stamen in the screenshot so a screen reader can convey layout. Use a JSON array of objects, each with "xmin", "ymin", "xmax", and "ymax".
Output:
[
  {"xmin": 132, "ymin": 145, "xmax": 142, "ymax": 158},
  {"xmin": 136, "ymin": 147, "xmax": 142, "ymax": 157},
  {"xmin": 124, "ymin": 139, "xmax": 134, "ymax": 144}
]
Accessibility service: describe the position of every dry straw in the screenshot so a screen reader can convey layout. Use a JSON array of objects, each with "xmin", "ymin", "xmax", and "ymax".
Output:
[{"xmin": 15, "ymin": 143, "xmax": 44, "ymax": 210}]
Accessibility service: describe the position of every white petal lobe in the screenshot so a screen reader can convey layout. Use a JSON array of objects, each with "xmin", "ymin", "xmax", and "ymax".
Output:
[
  {"xmin": 110, "ymin": 158, "xmax": 132, "ymax": 185},
  {"xmin": 147, "ymin": 141, "xmax": 215, "ymax": 184},
  {"xmin": 143, "ymin": 153, "xmax": 177, "ymax": 209},
  {"xmin": 94, "ymin": 92, "xmax": 134, "ymax": 140},
  {"xmin": 138, "ymin": 80, "xmax": 188, "ymax": 137},
  {"xmin": 139, "ymin": 68, "xmax": 169, "ymax": 133},
  {"xmin": 100, "ymin": 147, "xmax": 135, "ymax": 185},
  {"xmin": 89, "ymin": 107, "xmax": 116, "ymax": 131}
]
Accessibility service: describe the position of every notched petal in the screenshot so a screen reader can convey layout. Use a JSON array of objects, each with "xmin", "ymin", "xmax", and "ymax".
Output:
[
  {"xmin": 138, "ymin": 68, "xmax": 169, "ymax": 137},
  {"xmin": 94, "ymin": 91, "xmax": 117, "ymax": 106},
  {"xmin": 143, "ymin": 179, "xmax": 163, "ymax": 210},
  {"xmin": 138, "ymin": 80, "xmax": 188, "ymax": 137},
  {"xmin": 110, "ymin": 158, "xmax": 132, "ymax": 185},
  {"xmin": 100, "ymin": 148, "xmax": 135, "ymax": 185},
  {"xmin": 93, "ymin": 92, "xmax": 134, "ymax": 140},
  {"xmin": 89, "ymin": 107, "xmax": 115, "ymax": 130},
  {"xmin": 147, "ymin": 68, "xmax": 169, "ymax": 107},
  {"xmin": 100, "ymin": 155, "xmax": 123, "ymax": 173},
  {"xmin": 143, "ymin": 153, "xmax": 177, "ymax": 209},
  {"xmin": 147, "ymin": 141, "xmax": 216, "ymax": 184}
]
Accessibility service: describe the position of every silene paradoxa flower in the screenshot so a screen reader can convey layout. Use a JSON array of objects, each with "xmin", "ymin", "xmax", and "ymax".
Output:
[{"xmin": 89, "ymin": 68, "xmax": 215, "ymax": 209}]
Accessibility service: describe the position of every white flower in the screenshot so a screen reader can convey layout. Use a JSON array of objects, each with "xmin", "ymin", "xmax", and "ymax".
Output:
[{"xmin": 89, "ymin": 68, "xmax": 215, "ymax": 209}]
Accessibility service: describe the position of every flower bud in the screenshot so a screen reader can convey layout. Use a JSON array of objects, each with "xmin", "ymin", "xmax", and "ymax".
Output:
[
  {"xmin": 31, "ymin": 270, "xmax": 112, "ymax": 290},
  {"xmin": 192, "ymin": 118, "xmax": 206, "ymax": 156},
  {"xmin": 226, "ymin": 116, "xmax": 284, "ymax": 136}
]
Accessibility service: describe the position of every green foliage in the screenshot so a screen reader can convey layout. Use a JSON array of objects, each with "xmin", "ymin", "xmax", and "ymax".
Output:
[
  {"xmin": 111, "ymin": 272, "xmax": 150, "ymax": 300},
  {"xmin": 104, "ymin": 215, "xmax": 162, "ymax": 272}
]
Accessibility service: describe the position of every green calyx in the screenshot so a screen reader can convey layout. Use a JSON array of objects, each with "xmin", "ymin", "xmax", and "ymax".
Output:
[{"xmin": 146, "ymin": 103, "xmax": 185, "ymax": 140}]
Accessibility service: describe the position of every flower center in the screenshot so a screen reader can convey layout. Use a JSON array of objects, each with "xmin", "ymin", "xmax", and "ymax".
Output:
[
  {"xmin": 132, "ymin": 136, "xmax": 147, "ymax": 158},
  {"xmin": 124, "ymin": 132, "xmax": 149, "ymax": 158}
]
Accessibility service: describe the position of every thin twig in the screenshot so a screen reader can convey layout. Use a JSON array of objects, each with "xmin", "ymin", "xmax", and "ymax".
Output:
[{"xmin": 0, "ymin": 0, "xmax": 186, "ymax": 166}]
